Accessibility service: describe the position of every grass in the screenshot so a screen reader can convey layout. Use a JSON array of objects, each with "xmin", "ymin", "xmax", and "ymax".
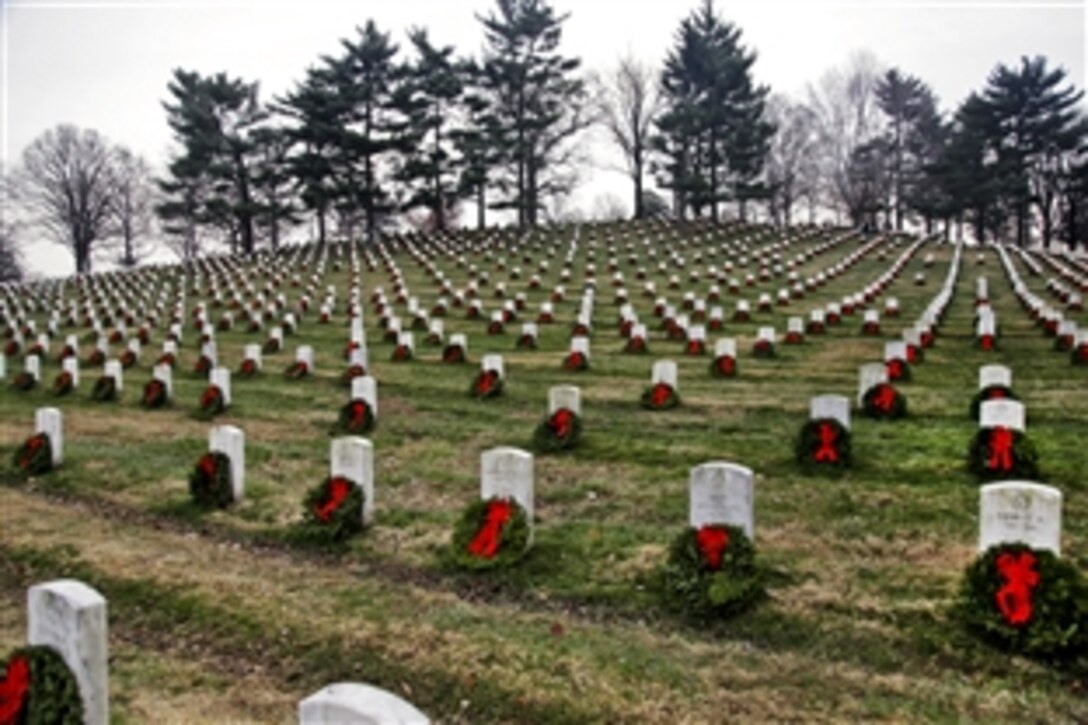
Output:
[{"xmin": 1, "ymin": 222, "xmax": 1086, "ymax": 721}]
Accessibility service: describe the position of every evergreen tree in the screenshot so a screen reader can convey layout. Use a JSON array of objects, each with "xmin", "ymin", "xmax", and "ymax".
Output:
[
  {"xmin": 875, "ymin": 68, "xmax": 937, "ymax": 230},
  {"xmin": 250, "ymin": 126, "xmax": 300, "ymax": 249},
  {"xmin": 451, "ymin": 62, "xmax": 506, "ymax": 230}
]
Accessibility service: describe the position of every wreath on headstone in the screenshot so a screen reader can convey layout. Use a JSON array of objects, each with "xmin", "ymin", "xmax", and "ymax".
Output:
[
  {"xmin": 515, "ymin": 333, "xmax": 537, "ymax": 350},
  {"xmin": 861, "ymin": 384, "xmax": 907, "ymax": 419},
  {"xmin": 623, "ymin": 336, "xmax": 648, "ymax": 354},
  {"xmin": 709, "ymin": 355, "xmax": 736, "ymax": 378},
  {"xmin": 469, "ymin": 370, "xmax": 504, "ymax": 399},
  {"xmin": 12, "ymin": 433, "xmax": 52, "ymax": 476},
  {"xmin": 189, "ymin": 451, "xmax": 234, "ymax": 509},
  {"xmin": 119, "ymin": 350, "xmax": 137, "ymax": 370},
  {"xmin": 752, "ymin": 340, "xmax": 776, "ymax": 358},
  {"xmin": 0, "ymin": 646, "xmax": 83, "ymax": 725},
  {"xmin": 193, "ymin": 355, "xmax": 213, "ymax": 375},
  {"xmin": 155, "ymin": 352, "xmax": 176, "ymax": 369},
  {"xmin": 300, "ymin": 476, "xmax": 365, "ymax": 543},
  {"xmin": 142, "ymin": 379, "xmax": 168, "ymax": 409},
  {"xmin": 956, "ymin": 543, "xmax": 1088, "ymax": 658},
  {"xmin": 641, "ymin": 382, "xmax": 680, "ymax": 410},
  {"xmin": 284, "ymin": 360, "xmax": 309, "ymax": 379},
  {"xmin": 262, "ymin": 337, "xmax": 281, "ymax": 355},
  {"xmin": 795, "ymin": 418, "xmax": 852, "ymax": 470},
  {"xmin": 11, "ymin": 372, "xmax": 36, "ymax": 392},
  {"xmin": 390, "ymin": 344, "xmax": 413, "ymax": 362},
  {"xmin": 562, "ymin": 351, "xmax": 589, "ymax": 371},
  {"xmin": 238, "ymin": 358, "xmax": 259, "ymax": 379},
  {"xmin": 197, "ymin": 385, "xmax": 225, "ymax": 419},
  {"xmin": 1071, "ymin": 343, "xmax": 1088, "ymax": 366},
  {"xmin": 442, "ymin": 344, "xmax": 466, "ymax": 364},
  {"xmin": 532, "ymin": 408, "xmax": 582, "ymax": 453},
  {"xmin": 51, "ymin": 371, "xmax": 73, "ymax": 397},
  {"xmin": 967, "ymin": 427, "xmax": 1039, "ymax": 481},
  {"xmin": 85, "ymin": 350, "xmax": 104, "ymax": 367},
  {"xmin": 449, "ymin": 497, "xmax": 530, "ymax": 570},
  {"xmin": 340, "ymin": 364, "xmax": 365, "ymax": 386},
  {"xmin": 335, "ymin": 399, "xmax": 375, "ymax": 435},
  {"xmin": 90, "ymin": 376, "xmax": 117, "ymax": 402},
  {"xmin": 968, "ymin": 385, "xmax": 1016, "ymax": 420},
  {"xmin": 885, "ymin": 358, "xmax": 911, "ymax": 382},
  {"xmin": 659, "ymin": 524, "xmax": 764, "ymax": 621}
]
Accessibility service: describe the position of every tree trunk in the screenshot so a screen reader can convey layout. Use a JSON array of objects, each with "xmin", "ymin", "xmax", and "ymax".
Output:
[
  {"xmin": 476, "ymin": 184, "xmax": 486, "ymax": 230},
  {"xmin": 633, "ymin": 149, "xmax": 644, "ymax": 220}
]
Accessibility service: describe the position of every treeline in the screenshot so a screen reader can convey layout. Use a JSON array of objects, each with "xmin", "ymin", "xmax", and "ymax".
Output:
[{"xmin": 3, "ymin": 0, "xmax": 1085, "ymax": 279}]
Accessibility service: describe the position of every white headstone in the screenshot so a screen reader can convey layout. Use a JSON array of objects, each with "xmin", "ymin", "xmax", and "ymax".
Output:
[
  {"xmin": 104, "ymin": 359, "xmax": 123, "ymax": 391},
  {"xmin": 481, "ymin": 354, "xmax": 504, "ymax": 377},
  {"xmin": 570, "ymin": 336, "xmax": 590, "ymax": 357},
  {"xmin": 330, "ymin": 437, "xmax": 374, "ymax": 525},
  {"xmin": 480, "ymin": 447, "xmax": 534, "ymax": 540},
  {"xmin": 810, "ymin": 395, "xmax": 850, "ymax": 430},
  {"xmin": 27, "ymin": 580, "xmax": 109, "ymax": 725},
  {"xmin": 209, "ymin": 425, "xmax": 245, "ymax": 502},
  {"xmin": 153, "ymin": 363, "xmax": 173, "ymax": 399},
  {"xmin": 351, "ymin": 376, "xmax": 378, "ymax": 417},
  {"xmin": 979, "ymin": 364, "xmax": 1012, "ymax": 390},
  {"xmin": 757, "ymin": 326, "xmax": 775, "ymax": 343},
  {"xmin": 548, "ymin": 385, "xmax": 581, "ymax": 416},
  {"xmin": 298, "ymin": 682, "xmax": 430, "ymax": 725},
  {"xmin": 296, "ymin": 345, "xmax": 315, "ymax": 371},
  {"xmin": 35, "ymin": 407, "xmax": 63, "ymax": 465},
  {"xmin": 688, "ymin": 462, "xmax": 754, "ymax": 538},
  {"xmin": 25, "ymin": 355, "xmax": 41, "ymax": 382},
  {"xmin": 200, "ymin": 340, "xmax": 217, "ymax": 366},
  {"xmin": 857, "ymin": 363, "xmax": 889, "ymax": 406},
  {"xmin": 62, "ymin": 357, "xmax": 80, "ymax": 387},
  {"xmin": 651, "ymin": 359, "xmax": 678, "ymax": 388},
  {"xmin": 714, "ymin": 338, "xmax": 737, "ymax": 357},
  {"xmin": 980, "ymin": 400, "xmax": 1025, "ymax": 432},
  {"xmin": 208, "ymin": 367, "xmax": 232, "ymax": 406},
  {"xmin": 884, "ymin": 341, "xmax": 907, "ymax": 362},
  {"xmin": 979, "ymin": 481, "xmax": 1062, "ymax": 555},
  {"xmin": 397, "ymin": 332, "xmax": 415, "ymax": 351},
  {"xmin": 244, "ymin": 343, "xmax": 263, "ymax": 370}
]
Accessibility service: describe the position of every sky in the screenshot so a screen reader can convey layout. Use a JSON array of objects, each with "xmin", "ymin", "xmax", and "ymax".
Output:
[{"xmin": 1, "ymin": 0, "xmax": 1085, "ymax": 277}]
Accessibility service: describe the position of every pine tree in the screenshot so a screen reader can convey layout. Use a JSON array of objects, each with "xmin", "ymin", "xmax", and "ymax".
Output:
[
  {"xmin": 250, "ymin": 126, "xmax": 300, "ymax": 249},
  {"xmin": 875, "ymin": 68, "xmax": 937, "ymax": 230}
]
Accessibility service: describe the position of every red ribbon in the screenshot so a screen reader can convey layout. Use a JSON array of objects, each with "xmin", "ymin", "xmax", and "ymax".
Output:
[
  {"xmin": 548, "ymin": 409, "xmax": 574, "ymax": 439},
  {"xmin": 813, "ymin": 422, "xmax": 839, "ymax": 463},
  {"xmin": 198, "ymin": 453, "xmax": 217, "ymax": 481},
  {"xmin": 565, "ymin": 352, "xmax": 586, "ymax": 370},
  {"xmin": 872, "ymin": 385, "xmax": 896, "ymax": 412},
  {"xmin": 314, "ymin": 477, "xmax": 352, "ymax": 522},
  {"xmin": 687, "ymin": 340, "xmax": 703, "ymax": 355},
  {"xmin": 200, "ymin": 385, "xmax": 221, "ymax": 411},
  {"xmin": 476, "ymin": 370, "xmax": 500, "ymax": 395},
  {"xmin": 988, "ymin": 426, "xmax": 1014, "ymax": 471},
  {"xmin": 0, "ymin": 655, "xmax": 30, "ymax": 725},
  {"xmin": 716, "ymin": 356, "xmax": 735, "ymax": 376},
  {"xmin": 649, "ymin": 383, "xmax": 673, "ymax": 408},
  {"xmin": 467, "ymin": 499, "xmax": 513, "ymax": 559},
  {"xmin": 349, "ymin": 401, "xmax": 369, "ymax": 429},
  {"xmin": 980, "ymin": 335, "xmax": 994, "ymax": 351},
  {"xmin": 994, "ymin": 551, "xmax": 1039, "ymax": 626},
  {"xmin": 695, "ymin": 526, "xmax": 730, "ymax": 570},
  {"xmin": 18, "ymin": 435, "xmax": 45, "ymax": 470},
  {"xmin": 144, "ymin": 380, "xmax": 164, "ymax": 406},
  {"xmin": 987, "ymin": 388, "xmax": 1006, "ymax": 400},
  {"xmin": 886, "ymin": 360, "xmax": 903, "ymax": 380}
]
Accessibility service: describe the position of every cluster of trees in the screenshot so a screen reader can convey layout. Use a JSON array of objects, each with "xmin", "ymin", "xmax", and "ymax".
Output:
[{"xmin": 4, "ymin": 0, "xmax": 1085, "ymax": 279}]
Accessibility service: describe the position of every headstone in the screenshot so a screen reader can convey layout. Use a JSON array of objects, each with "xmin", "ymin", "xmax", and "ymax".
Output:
[
  {"xmin": 209, "ymin": 425, "xmax": 245, "ymax": 502},
  {"xmin": 298, "ymin": 683, "xmax": 430, "ymax": 725},
  {"xmin": 810, "ymin": 395, "xmax": 850, "ymax": 430},
  {"xmin": 884, "ymin": 341, "xmax": 907, "ymax": 362},
  {"xmin": 480, "ymin": 447, "xmax": 534, "ymax": 541},
  {"xmin": 296, "ymin": 345, "xmax": 315, "ymax": 371},
  {"xmin": 104, "ymin": 359, "xmax": 123, "ymax": 391},
  {"xmin": 688, "ymin": 462, "xmax": 754, "ymax": 538},
  {"xmin": 27, "ymin": 580, "xmax": 109, "ymax": 725},
  {"xmin": 62, "ymin": 357, "xmax": 80, "ymax": 387},
  {"xmin": 481, "ymin": 354, "xmax": 504, "ymax": 377},
  {"xmin": 210, "ymin": 367, "xmax": 232, "ymax": 406},
  {"xmin": 25, "ymin": 355, "xmax": 41, "ymax": 382},
  {"xmin": 570, "ymin": 336, "xmax": 590, "ymax": 358},
  {"xmin": 757, "ymin": 326, "xmax": 775, "ymax": 344},
  {"xmin": 651, "ymin": 359, "xmax": 678, "ymax": 388},
  {"xmin": 35, "ymin": 407, "xmax": 63, "ymax": 465},
  {"xmin": 714, "ymin": 338, "xmax": 737, "ymax": 358},
  {"xmin": 979, "ymin": 364, "xmax": 1012, "ymax": 390},
  {"xmin": 980, "ymin": 399, "xmax": 1025, "ymax": 432},
  {"xmin": 153, "ymin": 363, "xmax": 173, "ymax": 399},
  {"xmin": 548, "ymin": 385, "xmax": 581, "ymax": 416},
  {"xmin": 330, "ymin": 437, "xmax": 374, "ymax": 525},
  {"xmin": 979, "ymin": 481, "xmax": 1062, "ymax": 555},
  {"xmin": 351, "ymin": 376, "xmax": 378, "ymax": 417},
  {"xmin": 244, "ymin": 343, "xmax": 263, "ymax": 370},
  {"xmin": 857, "ymin": 363, "xmax": 889, "ymax": 406}
]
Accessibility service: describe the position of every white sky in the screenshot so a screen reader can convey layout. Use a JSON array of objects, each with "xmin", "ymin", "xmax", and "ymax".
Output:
[{"xmin": 1, "ymin": 0, "xmax": 1085, "ymax": 276}]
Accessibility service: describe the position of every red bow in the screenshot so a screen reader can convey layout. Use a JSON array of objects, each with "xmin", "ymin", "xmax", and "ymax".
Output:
[
  {"xmin": 18, "ymin": 435, "xmax": 45, "ymax": 470},
  {"xmin": 200, "ymin": 385, "xmax": 221, "ymax": 411},
  {"xmin": 872, "ymin": 385, "xmax": 896, "ymax": 412},
  {"xmin": 813, "ymin": 422, "xmax": 839, "ymax": 463},
  {"xmin": 548, "ymin": 409, "xmax": 574, "ymax": 439},
  {"xmin": 0, "ymin": 655, "xmax": 30, "ymax": 725},
  {"xmin": 687, "ymin": 341, "xmax": 703, "ymax": 355},
  {"xmin": 565, "ymin": 352, "xmax": 585, "ymax": 370},
  {"xmin": 476, "ymin": 370, "xmax": 500, "ymax": 395},
  {"xmin": 886, "ymin": 360, "xmax": 903, "ymax": 380},
  {"xmin": 987, "ymin": 388, "xmax": 1006, "ymax": 400},
  {"xmin": 314, "ymin": 478, "xmax": 352, "ymax": 522},
  {"xmin": 994, "ymin": 551, "xmax": 1039, "ymax": 626},
  {"xmin": 988, "ymin": 426, "xmax": 1014, "ymax": 471},
  {"xmin": 716, "ymin": 356, "xmax": 735, "ymax": 376},
  {"xmin": 649, "ymin": 383, "xmax": 673, "ymax": 408},
  {"xmin": 695, "ymin": 526, "xmax": 730, "ymax": 570},
  {"xmin": 349, "ymin": 400, "xmax": 369, "ymax": 429},
  {"xmin": 980, "ymin": 335, "xmax": 994, "ymax": 350},
  {"xmin": 198, "ymin": 453, "xmax": 217, "ymax": 481},
  {"xmin": 467, "ymin": 499, "xmax": 513, "ymax": 559}
]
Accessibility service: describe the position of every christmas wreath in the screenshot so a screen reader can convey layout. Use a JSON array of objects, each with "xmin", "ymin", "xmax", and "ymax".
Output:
[
  {"xmin": 238, "ymin": 358, "xmax": 259, "ymax": 378},
  {"xmin": 142, "ymin": 379, "xmax": 168, "ymax": 409},
  {"xmin": 709, "ymin": 355, "xmax": 737, "ymax": 378},
  {"xmin": 487, "ymin": 321, "xmax": 504, "ymax": 335},
  {"xmin": 659, "ymin": 524, "xmax": 764, "ymax": 621},
  {"xmin": 957, "ymin": 543, "xmax": 1088, "ymax": 658},
  {"xmin": 784, "ymin": 331, "xmax": 804, "ymax": 345},
  {"xmin": 335, "ymin": 399, "xmax": 375, "ymax": 434},
  {"xmin": 515, "ymin": 334, "xmax": 537, "ymax": 350},
  {"xmin": 197, "ymin": 385, "xmax": 225, "ymax": 418},
  {"xmin": 0, "ymin": 646, "xmax": 83, "ymax": 725},
  {"xmin": 562, "ymin": 351, "xmax": 589, "ymax": 371},
  {"xmin": 119, "ymin": 350, "xmax": 137, "ymax": 369},
  {"xmin": 442, "ymin": 344, "xmax": 466, "ymax": 364},
  {"xmin": 51, "ymin": 372, "xmax": 73, "ymax": 397},
  {"xmin": 685, "ymin": 339, "xmax": 706, "ymax": 356},
  {"xmin": 861, "ymin": 383, "xmax": 907, "ymax": 419},
  {"xmin": 156, "ymin": 352, "xmax": 176, "ymax": 368},
  {"xmin": 642, "ymin": 382, "xmax": 680, "ymax": 410},
  {"xmin": 470, "ymin": 370, "xmax": 504, "ymax": 399},
  {"xmin": 967, "ymin": 427, "xmax": 1039, "ymax": 481},
  {"xmin": 85, "ymin": 350, "xmax": 105, "ymax": 367},
  {"xmin": 978, "ymin": 334, "xmax": 997, "ymax": 351},
  {"xmin": 12, "ymin": 433, "xmax": 52, "ymax": 475},
  {"xmin": 390, "ymin": 344, "xmax": 413, "ymax": 362},
  {"xmin": 284, "ymin": 360, "xmax": 309, "ymax": 379},
  {"xmin": 624, "ymin": 336, "xmax": 648, "ymax": 354},
  {"xmin": 341, "ymin": 364, "xmax": 365, "ymax": 385},
  {"xmin": 449, "ymin": 497, "xmax": 531, "ymax": 570},
  {"xmin": 752, "ymin": 340, "xmax": 776, "ymax": 358},
  {"xmin": 861, "ymin": 321, "xmax": 881, "ymax": 336},
  {"xmin": 193, "ymin": 355, "xmax": 213, "ymax": 375},
  {"xmin": 1072, "ymin": 343, "xmax": 1088, "ymax": 366},
  {"xmin": 343, "ymin": 341, "xmax": 361, "ymax": 361},
  {"xmin": 886, "ymin": 358, "xmax": 911, "ymax": 382},
  {"xmin": 189, "ymin": 451, "xmax": 234, "ymax": 508},
  {"xmin": 300, "ymin": 476, "xmax": 365, "ymax": 543},
  {"xmin": 12, "ymin": 372, "xmax": 37, "ymax": 391},
  {"xmin": 1053, "ymin": 334, "xmax": 1074, "ymax": 353},
  {"xmin": 969, "ymin": 385, "xmax": 1016, "ymax": 420},
  {"xmin": 91, "ymin": 376, "xmax": 117, "ymax": 402},
  {"xmin": 3, "ymin": 340, "xmax": 20, "ymax": 357},
  {"xmin": 262, "ymin": 337, "xmax": 281, "ymax": 354},
  {"xmin": 795, "ymin": 418, "xmax": 852, "ymax": 469},
  {"xmin": 58, "ymin": 345, "xmax": 77, "ymax": 362},
  {"xmin": 532, "ymin": 408, "xmax": 582, "ymax": 453}
]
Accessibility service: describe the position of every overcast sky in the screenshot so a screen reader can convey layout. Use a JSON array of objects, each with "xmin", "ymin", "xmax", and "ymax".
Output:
[{"xmin": 1, "ymin": 0, "xmax": 1084, "ymax": 276}]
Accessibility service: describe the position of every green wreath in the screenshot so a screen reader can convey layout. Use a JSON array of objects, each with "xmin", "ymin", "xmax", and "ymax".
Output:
[
  {"xmin": 886, "ymin": 359, "xmax": 912, "ymax": 383},
  {"xmin": 659, "ymin": 524, "xmax": 764, "ymax": 621},
  {"xmin": 861, "ymin": 384, "xmax": 907, "ymax": 419},
  {"xmin": 196, "ymin": 385, "xmax": 225, "ymax": 419},
  {"xmin": 341, "ymin": 364, "xmax": 366, "ymax": 386},
  {"xmin": 142, "ymin": 379, "xmax": 168, "ymax": 409},
  {"xmin": 334, "ymin": 399, "xmax": 375, "ymax": 435},
  {"xmin": 1071, "ymin": 345, "xmax": 1088, "ymax": 366},
  {"xmin": 284, "ymin": 361, "xmax": 309, "ymax": 379},
  {"xmin": 532, "ymin": 409, "xmax": 582, "ymax": 453},
  {"xmin": 449, "ymin": 497, "xmax": 531, "ymax": 570},
  {"xmin": 956, "ymin": 543, "xmax": 1088, "ymax": 658},
  {"xmin": 469, "ymin": 370, "xmax": 504, "ymax": 399},
  {"xmin": 515, "ymin": 334, "xmax": 537, "ymax": 350},
  {"xmin": 709, "ymin": 355, "xmax": 737, "ymax": 378},
  {"xmin": 623, "ymin": 337, "xmax": 648, "ymax": 355},
  {"xmin": 641, "ymin": 383, "xmax": 681, "ymax": 410},
  {"xmin": 189, "ymin": 451, "xmax": 234, "ymax": 509},
  {"xmin": 52, "ymin": 372, "xmax": 74, "ymax": 397},
  {"xmin": 794, "ymin": 418, "xmax": 852, "ymax": 470},
  {"xmin": 238, "ymin": 358, "xmax": 260, "ymax": 379},
  {"xmin": 0, "ymin": 645, "xmax": 83, "ymax": 725},
  {"xmin": 262, "ymin": 338, "xmax": 281, "ymax": 354},
  {"xmin": 562, "ymin": 352, "xmax": 589, "ymax": 371},
  {"xmin": 12, "ymin": 372, "xmax": 37, "ymax": 391},
  {"xmin": 752, "ymin": 341, "xmax": 776, "ymax": 358},
  {"xmin": 300, "ymin": 476, "xmax": 366, "ymax": 543},
  {"xmin": 12, "ymin": 432, "xmax": 52, "ymax": 476},
  {"xmin": 91, "ymin": 376, "xmax": 117, "ymax": 402},
  {"xmin": 967, "ymin": 428, "xmax": 1039, "ymax": 481},
  {"xmin": 390, "ymin": 345, "xmax": 413, "ymax": 362},
  {"xmin": 969, "ymin": 385, "xmax": 1016, "ymax": 420}
]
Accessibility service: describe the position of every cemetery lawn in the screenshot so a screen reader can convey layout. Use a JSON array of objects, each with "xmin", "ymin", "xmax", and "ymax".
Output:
[{"xmin": 2, "ymin": 230, "xmax": 1087, "ymax": 722}]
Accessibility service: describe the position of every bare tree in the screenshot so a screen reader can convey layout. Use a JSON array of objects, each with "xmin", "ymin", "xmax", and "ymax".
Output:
[
  {"xmin": 597, "ymin": 54, "xmax": 663, "ymax": 219},
  {"xmin": 764, "ymin": 94, "xmax": 819, "ymax": 226},
  {"xmin": 0, "ymin": 222, "xmax": 22, "ymax": 283},
  {"xmin": 12, "ymin": 125, "xmax": 116, "ymax": 274},
  {"xmin": 806, "ymin": 52, "xmax": 886, "ymax": 226},
  {"xmin": 108, "ymin": 147, "xmax": 157, "ymax": 268}
]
